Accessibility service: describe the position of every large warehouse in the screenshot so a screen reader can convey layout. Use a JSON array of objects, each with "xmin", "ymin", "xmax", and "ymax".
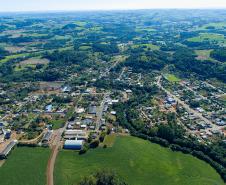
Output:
[{"xmin": 63, "ymin": 140, "xmax": 83, "ymax": 150}]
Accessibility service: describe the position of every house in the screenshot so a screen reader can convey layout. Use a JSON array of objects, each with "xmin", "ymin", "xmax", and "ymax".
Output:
[
  {"xmin": 63, "ymin": 140, "xmax": 83, "ymax": 150},
  {"xmin": 3, "ymin": 129, "xmax": 11, "ymax": 139},
  {"xmin": 0, "ymin": 140, "xmax": 18, "ymax": 159},
  {"xmin": 45, "ymin": 105, "xmax": 53, "ymax": 112},
  {"xmin": 125, "ymin": 89, "xmax": 132, "ymax": 93},
  {"xmin": 111, "ymin": 111, "xmax": 117, "ymax": 115},
  {"xmin": 0, "ymin": 122, "xmax": 4, "ymax": 129},
  {"xmin": 76, "ymin": 108, "xmax": 85, "ymax": 114},
  {"xmin": 62, "ymin": 86, "xmax": 71, "ymax": 93}
]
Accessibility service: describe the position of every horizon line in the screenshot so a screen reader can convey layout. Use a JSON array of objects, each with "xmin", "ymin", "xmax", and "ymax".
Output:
[{"xmin": 1, "ymin": 7, "xmax": 226, "ymax": 14}]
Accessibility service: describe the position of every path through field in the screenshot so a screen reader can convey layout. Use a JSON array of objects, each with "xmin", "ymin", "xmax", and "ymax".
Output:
[{"xmin": 46, "ymin": 125, "xmax": 66, "ymax": 185}]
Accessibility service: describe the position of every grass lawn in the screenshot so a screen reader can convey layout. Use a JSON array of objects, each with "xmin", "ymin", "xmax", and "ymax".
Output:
[
  {"xmin": 103, "ymin": 134, "xmax": 117, "ymax": 147},
  {"xmin": 164, "ymin": 74, "xmax": 181, "ymax": 82},
  {"xmin": 0, "ymin": 147, "xmax": 50, "ymax": 185},
  {"xmin": 54, "ymin": 136, "xmax": 224, "ymax": 185}
]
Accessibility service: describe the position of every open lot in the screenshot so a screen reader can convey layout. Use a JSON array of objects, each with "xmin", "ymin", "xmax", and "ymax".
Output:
[
  {"xmin": 102, "ymin": 134, "xmax": 117, "ymax": 147},
  {"xmin": 54, "ymin": 136, "xmax": 224, "ymax": 185},
  {"xmin": 131, "ymin": 43, "xmax": 160, "ymax": 51},
  {"xmin": 195, "ymin": 50, "xmax": 217, "ymax": 61},
  {"xmin": 18, "ymin": 58, "xmax": 49, "ymax": 65},
  {"xmin": 0, "ymin": 147, "xmax": 50, "ymax": 185},
  {"xmin": 50, "ymin": 119, "xmax": 65, "ymax": 130},
  {"xmin": 164, "ymin": 74, "xmax": 181, "ymax": 82}
]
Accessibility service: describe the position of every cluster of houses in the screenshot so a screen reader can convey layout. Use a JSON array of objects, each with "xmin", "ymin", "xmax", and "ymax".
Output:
[{"xmin": 116, "ymin": 67, "xmax": 143, "ymax": 87}]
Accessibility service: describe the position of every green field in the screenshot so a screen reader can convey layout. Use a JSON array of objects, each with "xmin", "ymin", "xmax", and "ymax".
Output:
[
  {"xmin": 197, "ymin": 22, "xmax": 226, "ymax": 30},
  {"xmin": 0, "ymin": 147, "xmax": 50, "ymax": 185},
  {"xmin": 54, "ymin": 136, "xmax": 224, "ymax": 185},
  {"xmin": 132, "ymin": 43, "xmax": 160, "ymax": 51},
  {"xmin": 164, "ymin": 74, "xmax": 181, "ymax": 82},
  {"xmin": 187, "ymin": 33, "xmax": 226, "ymax": 44},
  {"xmin": 79, "ymin": 45, "xmax": 92, "ymax": 50},
  {"xmin": 74, "ymin": 21, "xmax": 87, "ymax": 27},
  {"xmin": 0, "ymin": 53, "xmax": 30, "ymax": 63}
]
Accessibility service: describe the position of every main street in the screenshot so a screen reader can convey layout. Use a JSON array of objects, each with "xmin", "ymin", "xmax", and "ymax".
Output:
[{"xmin": 96, "ymin": 92, "xmax": 110, "ymax": 131}]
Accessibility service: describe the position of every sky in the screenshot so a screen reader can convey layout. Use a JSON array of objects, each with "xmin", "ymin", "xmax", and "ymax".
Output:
[{"xmin": 0, "ymin": 0, "xmax": 226, "ymax": 12}]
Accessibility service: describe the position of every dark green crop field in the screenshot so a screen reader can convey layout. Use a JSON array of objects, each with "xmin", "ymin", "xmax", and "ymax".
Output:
[
  {"xmin": 0, "ymin": 147, "xmax": 50, "ymax": 185},
  {"xmin": 54, "ymin": 136, "xmax": 224, "ymax": 185}
]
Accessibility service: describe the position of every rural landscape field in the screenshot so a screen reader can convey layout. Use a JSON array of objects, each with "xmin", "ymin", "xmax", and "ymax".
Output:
[
  {"xmin": 0, "ymin": 1, "xmax": 226, "ymax": 185},
  {"xmin": 55, "ymin": 136, "xmax": 224, "ymax": 185}
]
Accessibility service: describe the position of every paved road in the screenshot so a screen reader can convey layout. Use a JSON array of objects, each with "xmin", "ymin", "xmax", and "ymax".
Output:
[
  {"xmin": 156, "ymin": 76, "xmax": 223, "ymax": 131},
  {"xmin": 96, "ymin": 93, "xmax": 109, "ymax": 130},
  {"xmin": 99, "ymin": 59, "xmax": 120, "ymax": 79},
  {"xmin": 46, "ymin": 124, "xmax": 67, "ymax": 185}
]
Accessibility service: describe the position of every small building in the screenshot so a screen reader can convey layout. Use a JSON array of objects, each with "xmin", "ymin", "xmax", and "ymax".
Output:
[
  {"xmin": 110, "ymin": 111, "xmax": 117, "ymax": 115},
  {"xmin": 63, "ymin": 140, "xmax": 83, "ymax": 150},
  {"xmin": 45, "ymin": 105, "xmax": 53, "ymax": 112},
  {"xmin": 125, "ymin": 89, "xmax": 132, "ymax": 93},
  {"xmin": 0, "ymin": 140, "xmax": 17, "ymax": 159},
  {"xmin": 62, "ymin": 86, "xmax": 71, "ymax": 93},
  {"xmin": 76, "ymin": 108, "xmax": 85, "ymax": 114},
  {"xmin": 3, "ymin": 129, "xmax": 11, "ymax": 139}
]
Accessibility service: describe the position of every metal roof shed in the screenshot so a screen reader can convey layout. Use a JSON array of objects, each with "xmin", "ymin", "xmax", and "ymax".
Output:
[
  {"xmin": 64, "ymin": 140, "xmax": 83, "ymax": 150},
  {"xmin": 0, "ymin": 140, "xmax": 17, "ymax": 159}
]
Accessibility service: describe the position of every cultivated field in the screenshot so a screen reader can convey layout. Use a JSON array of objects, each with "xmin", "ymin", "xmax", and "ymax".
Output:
[
  {"xmin": 54, "ymin": 136, "xmax": 224, "ymax": 185},
  {"xmin": 0, "ymin": 147, "xmax": 50, "ymax": 185}
]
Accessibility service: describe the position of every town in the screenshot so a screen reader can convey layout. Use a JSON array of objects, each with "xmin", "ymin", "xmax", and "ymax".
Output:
[{"xmin": 0, "ymin": 9, "xmax": 225, "ymax": 185}]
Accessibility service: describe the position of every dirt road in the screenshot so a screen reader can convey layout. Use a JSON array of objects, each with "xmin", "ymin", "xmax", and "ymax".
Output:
[{"xmin": 46, "ymin": 125, "xmax": 66, "ymax": 185}]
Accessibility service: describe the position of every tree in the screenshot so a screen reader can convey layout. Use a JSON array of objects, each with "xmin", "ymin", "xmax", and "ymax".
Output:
[
  {"xmin": 157, "ymin": 124, "xmax": 175, "ymax": 142},
  {"xmin": 79, "ymin": 170, "xmax": 127, "ymax": 185}
]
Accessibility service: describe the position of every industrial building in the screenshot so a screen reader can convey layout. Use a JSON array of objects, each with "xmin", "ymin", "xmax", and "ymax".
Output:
[
  {"xmin": 42, "ymin": 131, "xmax": 53, "ymax": 145},
  {"xmin": 64, "ymin": 129, "xmax": 87, "ymax": 140},
  {"xmin": 0, "ymin": 140, "xmax": 18, "ymax": 159},
  {"xmin": 63, "ymin": 140, "xmax": 83, "ymax": 150}
]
